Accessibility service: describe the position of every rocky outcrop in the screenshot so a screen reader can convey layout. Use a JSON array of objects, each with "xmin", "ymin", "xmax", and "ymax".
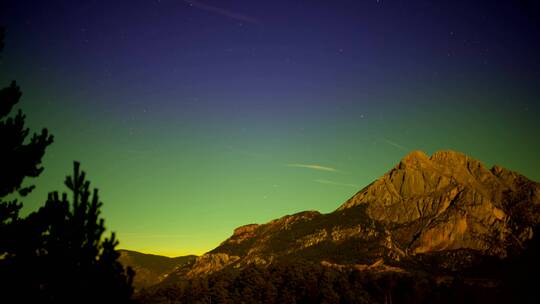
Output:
[
  {"xmin": 186, "ymin": 253, "xmax": 240, "ymax": 277},
  {"xmin": 338, "ymin": 150, "xmax": 540, "ymax": 256}
]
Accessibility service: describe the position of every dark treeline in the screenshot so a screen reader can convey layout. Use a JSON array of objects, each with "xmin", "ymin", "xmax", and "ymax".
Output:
[
  {"xmin": 0, "ymin": 28, "xmax": 134, "ymax": 304},
  {"xmin": 136, "ymin": 229, "xmax": 540, "ymax": 304},
  {"xmin": 136, "ymin": 261, "xmax": 501, "ymax": 304},
  {"xmin": 137, "ymin": 249, "xmax": 540, "ymax": 304}
]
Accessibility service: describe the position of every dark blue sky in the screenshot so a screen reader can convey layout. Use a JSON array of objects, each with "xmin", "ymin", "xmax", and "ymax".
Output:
[{"xmin": 4, "ymin": 0, "xmax": 539, "ymax": 105}]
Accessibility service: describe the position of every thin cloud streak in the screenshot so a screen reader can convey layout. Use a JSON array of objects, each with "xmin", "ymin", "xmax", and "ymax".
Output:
[
  {"xmin": 380, "ymin": 138, "xmax": 409, "ymax": 152},
  {"xmin": 287, "ymin": 163, "xmax": 339, "ymax": 172},
  {"xmin": 183, "ymin": 0, "xmax": 259, "ymax": 24},
  {"xmin": 314, "ymin": 179, "xmax": 358, "ymax": 188}
]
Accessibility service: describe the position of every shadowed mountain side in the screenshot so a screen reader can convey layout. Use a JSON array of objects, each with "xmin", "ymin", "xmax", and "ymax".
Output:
[{"xmin": 118, "ymin": 250, "xmax": 196, "ymax": 289}]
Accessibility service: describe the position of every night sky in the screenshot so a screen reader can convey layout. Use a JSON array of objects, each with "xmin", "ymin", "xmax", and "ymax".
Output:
[{"xmin": 1, "ymin": 0, "xmax": 539, "ymax": 256}]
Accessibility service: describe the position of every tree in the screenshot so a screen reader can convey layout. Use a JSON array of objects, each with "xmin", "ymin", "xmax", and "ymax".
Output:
[
  {"xmin": 1, "ymin": 163, "xmax": 135, "ymax": 303},
  {"xmin": 0, "ymin": 26, "xmax": 54, "ymax": 229},
  {"xmin": 0, "ymin": 28, "xmax": 134, "ymax": 303}
]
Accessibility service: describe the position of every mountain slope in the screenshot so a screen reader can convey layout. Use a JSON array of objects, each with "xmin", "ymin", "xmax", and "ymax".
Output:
[
  {"xmin": 166, "ymin": 150, "xmax": 540, "ymax": 279},
  {"xmin": 118, "ymin": 250, "xmax": 196, "ymax": 289}
]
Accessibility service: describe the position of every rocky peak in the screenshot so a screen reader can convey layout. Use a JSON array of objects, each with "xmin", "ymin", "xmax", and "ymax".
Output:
[
  {"xmin": 223, "ymin": 224, "xmax": 260, "ymax": 245},
  {"xmin": 335, "ymin": 150, "xmax": 540, "ymax": 255},
  {"xmin": 430, "ymin": 150, "xmax": 470, "ymax": 165},
  {"xmin": 233, "ymin": 224, "xmax": 259, "ymax": 236},
  {"xmin": 340, "ymin": 150, "xmax": 498, "ymax": 211},
  {"xmin": 396, "ymin": 150, "xmax": 487, "ymax": 178},
  {"xmin": 398, "ymin": 150, "xmax": 430, "ymax": 167}
]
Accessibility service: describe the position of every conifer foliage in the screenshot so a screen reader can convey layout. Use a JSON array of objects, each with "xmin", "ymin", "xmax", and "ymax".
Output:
[
  {"xmin": 0, "ymin": 28, "xmax": 135, "ymax": 303},
  {"xmin": 0, "ymin": 26, "xmax": 53, "ymax": 228},
  {"xmin": 1, "ymin": 162, "xmax": 135, "ymax": 303}
]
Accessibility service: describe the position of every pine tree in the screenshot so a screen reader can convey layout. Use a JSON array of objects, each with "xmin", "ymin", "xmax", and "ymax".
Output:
[
  {"xmin": 2, "ymin": 162, "xmax": 135, "ymax": 303},
  {"xmin": 0, "ymin": 26, "xmax": 53, "ymax": 230}
]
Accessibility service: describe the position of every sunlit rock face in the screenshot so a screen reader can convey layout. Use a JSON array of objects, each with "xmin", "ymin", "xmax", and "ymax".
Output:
[
  {"xmin": 186, "ymin": 253, "xmax": 241, "ymax": 277},
  {"xmin": 168, "ymin": 150, "xmax": 540, "ymax": 279},
  {"xmin": 227, "ymin": 224, "xmax": 260, "ymax": 244},
  {"xmin": 339, "ymin": 150, "xmax": 540, "ymax": 256}
]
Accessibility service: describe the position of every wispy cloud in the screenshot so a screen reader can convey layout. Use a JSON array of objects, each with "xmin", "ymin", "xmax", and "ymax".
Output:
[
  {"xmin": 183, "ymin": 0, "xmax": 259, "ymax": 24},
  {"xmin": 287, "ymin": 163, "xmax": 339, "ymax": 172},
  {"xmin": 379, "ymin": 138, "xmax": 409, "ymax": 152},
  {"xmin": 314, "ymin": 179, "xmax": 358, "ymax": 188}
]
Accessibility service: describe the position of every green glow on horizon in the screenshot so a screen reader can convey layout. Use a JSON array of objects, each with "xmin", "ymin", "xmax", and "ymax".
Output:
[{"xmin": 12, "ymin": 88, "xmax": 539, "ymax": 257}]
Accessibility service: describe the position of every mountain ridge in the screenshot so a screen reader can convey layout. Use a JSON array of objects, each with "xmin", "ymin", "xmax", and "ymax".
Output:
[{"xmin": 156, "ymin": 150, "xmax": 539, "ymax": 281}]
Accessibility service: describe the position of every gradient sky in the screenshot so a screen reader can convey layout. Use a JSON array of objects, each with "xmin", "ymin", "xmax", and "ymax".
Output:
[{"xmin": 1, "ymin": 0, "xmax": 539, "ymax": 256}]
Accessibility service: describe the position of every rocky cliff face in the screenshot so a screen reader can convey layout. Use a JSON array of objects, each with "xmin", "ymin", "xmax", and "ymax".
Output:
[
  {"xmin": 164, "ymin": 150, "xmax": 540, "ymax": 279},
  {"xmin": 339, "ymin": 150, "xmax": 540, "ymax": 256}
]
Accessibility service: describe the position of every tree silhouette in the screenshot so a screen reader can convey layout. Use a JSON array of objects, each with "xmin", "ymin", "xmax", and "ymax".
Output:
[
  {"xmin": 0, "ymin": 26, "xmax": 53, "ymax": 230},
  {"xmin": 1, "ymin": 162, "xmax": 135, "ymax": 303},
  {"xmin": 0, "ymin": 28, "xmax": 134, "ymax": 303}
]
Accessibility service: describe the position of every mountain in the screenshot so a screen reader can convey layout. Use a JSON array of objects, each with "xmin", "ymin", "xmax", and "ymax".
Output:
[
  {"xmin": 117, "ymin": 250, "xmax": 196, "ymax": 289},
  {"xmin": 162, "ymin": 150, "xmax": 539, "ymax": 278},
  {"xmin": 137, "ymin": 150, "xmax": 540, "ymax": 303}
]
